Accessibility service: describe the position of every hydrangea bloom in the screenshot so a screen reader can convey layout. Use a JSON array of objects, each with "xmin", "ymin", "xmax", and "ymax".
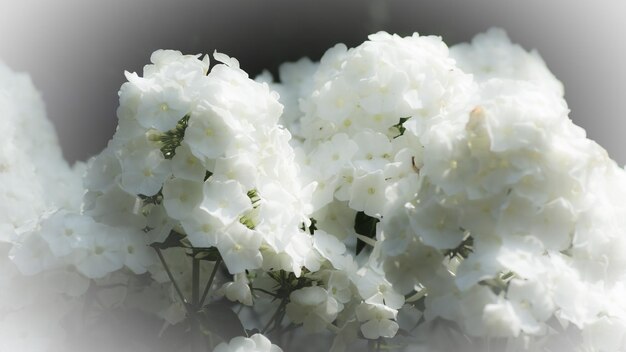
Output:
[
  {"xmin": 3, "ymin": 27, "xmax": 626, "ymax": 352},
  {"xmin": 264, "ymin": 29, "xmax": 626, "ymax": 351},
  {"xmin": 76, "ymin": 50, "xmax": 318, "ymax": 281}
]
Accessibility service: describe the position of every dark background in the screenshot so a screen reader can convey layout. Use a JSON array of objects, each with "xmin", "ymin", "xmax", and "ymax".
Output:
[{"xmin": 1, "ymin": 0, "xmax": 625, "ymax": 165}]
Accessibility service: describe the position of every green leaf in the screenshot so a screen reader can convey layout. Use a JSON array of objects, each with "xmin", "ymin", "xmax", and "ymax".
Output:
[
  {"xmin": 204, "ymin": 170, "xmax": 213, "ymax": 181},
  {"xmin": 187, "ymin": 247, "xmax": 221, "ymax": 261},
  {"xmin": 150, "ymin": 231, "xmax": 186, "ymax": 250},
  {"xmin": 160, "ymin": 115, "xmax": 190, "ymax": 159},
  {"xmin": 139, "ymin": 191, "xmax": 163, "ymax": 206},
  {"xmin": 197, "ymin": 302, "xmax": 246, "ymax": 342},
  {"xmin": 300, "ymin": 218, "xmax": 318, "ymax": 235},
  {"xmin": 392, "ymin": 116, "xmax": 411, "ymax": 138},
  {"xmin": 354, "ymin": 211, "xmax": 379, "ymax": 255}
]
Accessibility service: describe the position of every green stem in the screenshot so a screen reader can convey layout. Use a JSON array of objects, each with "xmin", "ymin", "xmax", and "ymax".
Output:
[
  {"xmin": 261, "ymin": 299, "xmax": 287, "ymax": 334},
  {"xmin": 153, "ymin": 247, "xmax": 192, "ymax": 316},
  {"xmin": 192, "ymin": 250, "xmax": 200, "ymax": 307},
  {"xmin": 251, "ymin": 287, "xmax": 279, "ymax": 298},
  {"xmin": 190, "ymin": 250, "xmax": 202, "ymax": 352},
  {"xmin": 200, "ymin": 256, "xmax": 222, "ymax": 306}
]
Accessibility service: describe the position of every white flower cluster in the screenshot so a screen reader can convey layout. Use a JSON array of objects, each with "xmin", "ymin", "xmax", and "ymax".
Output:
[
  {"xmin": 0, "ymin": 61, "xmax": 84, "ymax": 240},
  {"xmin": 0, "ymin": 50, "xmax": 312, "ymax": 350},
  {"xmin": 92, "ymin": 49, "xmax": 316, "ymax": 276},
  {"xmin": 255, "ymin": 31, "xmax": 469, "ymax": 347},
  {"xmin": 3, "ymin": 27, "xmax": 626, "ymax": 352},
  {"xmin": 72, "ymin": 50, "xmax": 321, "ymax": 329},
  {"xmin": 0, "ymin": 61, "xmax": 87, "ymax": 351},
  {"xmin": 263, "ymin": 29, "xmax": 626, "ymax": 350}
]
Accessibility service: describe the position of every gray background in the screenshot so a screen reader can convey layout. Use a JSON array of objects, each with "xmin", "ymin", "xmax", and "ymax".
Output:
[{"xmin": 1, "ymin": 0, "xmax": 625, "ymax": 165}]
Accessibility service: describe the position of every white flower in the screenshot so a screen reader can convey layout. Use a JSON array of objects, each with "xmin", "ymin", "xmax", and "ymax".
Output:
[
  {"xmin": 358, "ymin": 70, "xmax": 409, "ymax": 116},
  {"xmin": 184, "ymin": 105, "xmax": 236, "ymax": 160},
  {"xmin": 406, "ymin": 196, "xmax": 465, "ymax": 250},
  {"xmin": 38, "ymin": 211, "xmax": 93, "ymax": 257},
  {"xmin": 143, "ymin": 50, "xmax": 210, "ymax": 84},
  {"xmin": 119, "ymin": 145, "xmax": 171, "ymax": 196},
  {"xmin": 213, "ymin": 155, "xmax": 259, "ymax": 190},
  {"xmin": 9, "ymin": 230, "xmax": 59, "ymax": 276},
  {"xmin": 286, "ymin": 286, "xmax": 339, "ymax": 332},
  {"xmin": 325, "ymin": 270, "xmax": 353, "ymax": 305},
  {"xmin": 222, "ymin": 273, "xmax": 253, "ymax": 306},
  {"xmin": 7, "ymin": 29, "xmax": 626, "ymax": 351},
  {"xmin": 135, "ymin": 84, "xmax": 191, "ymax": 132},
  {"xmin": 265, "ymin": 57, "xmax": 317, "ymax": 134},
  {"xmin": 145, "ymin": 204, "xmax": 175, "ymax": 244},
  {"xmin": 83, "ymin": 149, "xmax": 121, "ymax": 192},
  {"xmin": 180, "ymin": 207, "xmax": 224, "ymax": 248},
  {"xmin": 450, "ymin": 27, "xmax": 564, "ymax": 96},
  {"xmin": 312, "ymin": 201, "xmax": 358, "ymax": 241},
  {"xmin": 482, "ymin": 298, "xmax": 522, "ymax": 337},
  {"xmin": 161, "ymin": 178, "xmax": 204, "ymax": 220},
  {"xmin": 379, "ymin": 208, "xmax": 414, "ymax": 257},
  {"xmin": 213, "ymin": 51, "xmax": 241, "ymax": 69},
  {"xmin": 348, "ymin": 170, "xmax": 386, "ymax": 217},
  {"xmin": 315, "ymin": 77, "xmax": 359, "ymax": 126},
  {"xmin": 120, "ymin": 228, "xmax": 155, "ymax": 275},
  {"xmin": 354, "ymin": 267, "xmax": 404, "ymax": 309},
  {"xmin": 381, "ymin": 247, "xmax": 425, "ymax": 295},
  {"xmin": 495, "ymin": 235, "xmax": 547, "ymax": 280},
  {"xmin": 309, "ymin": 133, "xmax": 358, "ymax": 180},
  {"xmin": 454, "ymin": 237, "xmax": 502, "ymax": 291},
  {"xmin": 170, "ymin": 143, "xmax": 207, "ymax": 182},
  {"xmin": 87, "ymin": 185, "xmax": 145, "ymax": 229},
  {"xmin": 72, "ymin": 223, "xmax": 125, "ymax": 279},
  {"xmin": 216, "ymin": 222, "xmax": 263, "ymax": 274},
  {"xmin": 313, "ymin": 230, "xmax": 347, "ymax": 269},
  {"xmin": 351, "ymin": 130, "xmax": 392, "ymax": 171},
  {"xmin": 355, "ymin": 302, "xmax": 399, "ymax": 339},
  {"xmin": 506, "ymin": 278, "xmax": 554, "ymax": 335},
  {"xmin": 214, "ymin": 333, "xmax": 283, "ymax": 352},
  {"xmin": 457, "ymin": 285, "xmax": 499, "ymax": 336},
  {"xmin": 582, "ymin": 316, "xmax": 626, "ymax": 352},
  {"xmin": 200, "ymin": 178, "xmax": 252, "ymax": 225}
]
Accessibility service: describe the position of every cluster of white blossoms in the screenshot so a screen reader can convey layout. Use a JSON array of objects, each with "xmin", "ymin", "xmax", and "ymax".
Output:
[
  {"xmin": 75, "ymin": 50, "xmax": 321, "ymax": 330},
  {"xmin": 0, "ymin": 61, "xmax": 87, "ymax": 351},
  {"xmin": 83, "ymin": 49, "xmax": 317, "ymax": 278},
  {"xmin": 3, "ymin": 27, "xmax": 626, "ymax": 352},
  {"xmin": 261, "ymin": 28, "xmax": 626, "ymax": 351}
]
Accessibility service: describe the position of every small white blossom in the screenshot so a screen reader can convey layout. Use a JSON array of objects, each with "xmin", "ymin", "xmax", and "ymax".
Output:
[
  {"xmin": 216, "ymin": 222, "xmax": 263, "ymax": 274},
  {"xmin": 119, "ymin": 145, "xmax": 171, "ymax": 196},
  {"xmin": 162, "ymin": 178, "xmax": 204, "ymax": 220},
  {"xmin": 355, "ymin": 302, "xmax": 399, "ymax": 339},
  {"xmin": 348, "ymin": 170, "xmax": 386, "ymax": 217},
  {"xmin": 214, "ymin": 333, "xmax": 283, "ymax": 352},
  {"xmin": 135, "ymin": 84, "xmax": 191, "ymax": 132},
  {"xmin": 286, "ymin": 286, "xmax": 339, "ymax": 332},
  {"xmin": 221, "ymin": 273, "xmax": 253, "ymax": 306},
  {"xmin": 200, "ymin": 178, "xmax": 252, "ymax": 226}
]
